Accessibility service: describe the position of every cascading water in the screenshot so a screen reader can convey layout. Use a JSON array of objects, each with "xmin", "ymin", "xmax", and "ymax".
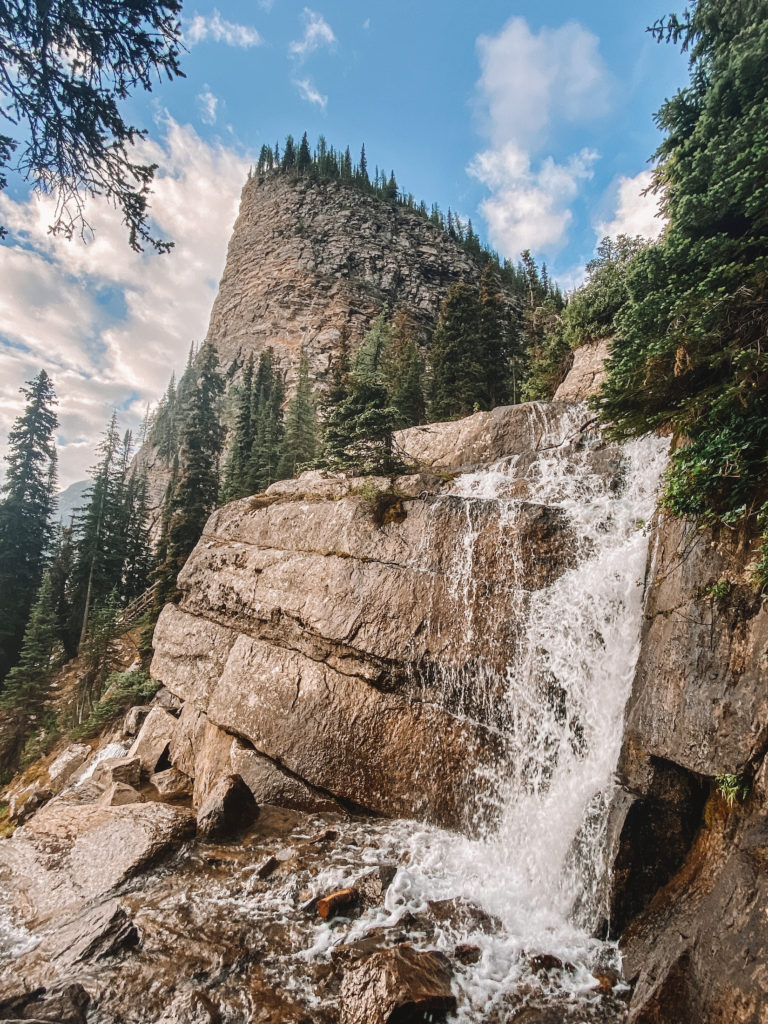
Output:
[{"xmin": 303, "ymin": 404, "xmax": 669, "ymax": 1019}]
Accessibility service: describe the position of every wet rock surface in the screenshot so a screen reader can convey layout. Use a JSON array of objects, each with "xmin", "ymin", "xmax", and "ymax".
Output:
[
  {"xmin": 0, "ymin": 809, "xmax": 628, "ymax": 1024},
  {"xmin": 609, "ymin": 515, "xmax": 768, "ymax": 1024}
]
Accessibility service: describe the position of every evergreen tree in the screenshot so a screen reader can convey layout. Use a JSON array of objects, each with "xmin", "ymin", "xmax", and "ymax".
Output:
[
  {"xmin": 322, "ymin": 317, "xmax": 400, "ymax": 474},
  {"xmin": 220, "ymin": 355, "xmax": 255, "ymax": 502},
  {"xmin": 278, "ymin": 350, "xmax": 318, "ymax": 478},
  {"xmin": 48, "ymin": 524, "xmax": 77, "ymax": 661},
  {"xmin": 381, "ymin": 315, "xmax": 425, "ymax": 428},
  {"xmin": 0, "ymin": 370, "xmax": 58, "ymax": 682},
  {"xmin": 478, "ymin": 262, "xmax": 513, "ymax": 408},
  {"xmin": 121, "ymin": 463, "xmax": 154, "ymax": 601},
  {"xmin": 282, "ymin": 135, "xmax": 296, "ymax": 172},
  {"xmin": 1, "ymin": 572, "xmax": 58, "ymax": 722},
  {"xmin": 429, "ymin": 284, "xmax": 485, "ymax": 419},
  {"xmin": 156, "ymin": 345, "xmax": 224, "ymax": 604},
  {"xmin": 297, "ymin": 131, "xmax": 312, "ymax": 173},
  {"xmin": 245, "ymin": 349, "xmax": 285, "ymax": 493},
  {"xmin": 359, "ymin": 144, "xmax": 369, "ymax": 185},
  {"xmin": 597, "ymin": 0, "xmax": 768, "ymax": 548},
  {"xmin": 72, "ymin": 412, "xmax": 125, "ymax": 649}
]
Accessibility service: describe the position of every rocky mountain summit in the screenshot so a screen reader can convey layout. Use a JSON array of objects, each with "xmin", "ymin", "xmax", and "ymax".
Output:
[{"xmin": 204, "ymin": 173, "xmax": 481, "ymax": 389}]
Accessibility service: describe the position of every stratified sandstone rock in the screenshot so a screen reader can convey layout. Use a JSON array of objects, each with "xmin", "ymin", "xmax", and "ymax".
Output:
[
  {"xmin": 128, "ymin": 708, "xmax": 178, "ymax": 776},
  {"xmin": 150, "ymin": 402, "xmax": 619, "ymax": 829},
  {"xmin": 609, "ymin": 514, "xmax": 768, "ymax": 1024},
  {"xmin": 46, "ymin": 744, "xmax": 92, "ymax": 795},
  {"xmin": 93, "ymin": 756, "xmax": 141, "ymax": 789},
  {"xmin": 553, "ymin": 338, "xmax": 611, "ymax": 402},
  {"xmin": 339, "ymin": 945, "xmax": 456, "ymax": 1024},
  {"xmin": 98, "ymin": 782, "xmax": 144, "ymax": 807},
  {"xmin": 0, "ymin": 799, "xmax": 194, "ymax": 923}
]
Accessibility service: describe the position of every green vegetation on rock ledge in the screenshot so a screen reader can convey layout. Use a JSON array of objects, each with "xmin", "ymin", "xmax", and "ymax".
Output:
[{"xmin": 594, "ymin": 0, "xmax": 768, "ymax": 583}]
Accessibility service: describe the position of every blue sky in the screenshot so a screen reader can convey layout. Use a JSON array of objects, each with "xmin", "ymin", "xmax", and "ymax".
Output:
[{"xmin": 0, "ymin": 1, "xmax": 688, "ymax": 485}]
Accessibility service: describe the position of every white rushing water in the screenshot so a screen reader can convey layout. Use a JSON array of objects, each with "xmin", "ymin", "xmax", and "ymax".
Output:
[{"xmin": 303, "ymin": 407, "xmax": 670, "ymax": 1019}]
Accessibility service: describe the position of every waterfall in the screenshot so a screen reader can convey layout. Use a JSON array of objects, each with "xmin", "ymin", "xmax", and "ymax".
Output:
[{"xmin": 326, "ymin": 405, "xmax": 669, "ymax": 1017}]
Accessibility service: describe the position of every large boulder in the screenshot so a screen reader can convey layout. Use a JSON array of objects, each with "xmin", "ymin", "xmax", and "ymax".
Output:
[
  {"xmin": 0, "ymin": 798, "xmax": 195, "ymax": 924},
  {"xmin": 339, "ymin": 945, "xmax": 456, "ymax": 1024},
  {"xmin": 196, "ymin": 773, "xmax": 258, "ymax": 839}
]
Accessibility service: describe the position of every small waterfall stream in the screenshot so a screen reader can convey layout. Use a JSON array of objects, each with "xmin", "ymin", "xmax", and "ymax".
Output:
[{"xmin": 302, "ymin": 406, "xmax": 669, "ymax": 1018}]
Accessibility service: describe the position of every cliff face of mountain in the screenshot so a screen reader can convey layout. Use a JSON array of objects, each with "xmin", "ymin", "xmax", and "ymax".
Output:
[{"xmin": 203, "ymin": 173, "xmax": 481, "ymax": 389}]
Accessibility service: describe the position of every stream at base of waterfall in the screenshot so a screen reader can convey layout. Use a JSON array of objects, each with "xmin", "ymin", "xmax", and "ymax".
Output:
[{"xmin": 0, "ymin": 409, "xmax": 669, "ymax": 1023}]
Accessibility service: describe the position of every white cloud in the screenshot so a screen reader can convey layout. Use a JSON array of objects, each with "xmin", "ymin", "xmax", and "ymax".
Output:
[
  {"xmin": 0, "ymin": 119, "xmax": 249, "ymax": 488},
  {"xmin": 596, "ymin": 170, "xmax": 666, "ymax": 242},
  {"xmin": 476, "ymin": 18, "xmax": 611, "ymax": 151},
  {"xmin": 363, "ymin": 18, "xmax": 371, "ymax": 30},
  {"xmin": 469, "ymin": 144, "xmax": 598, "ymax": 254},
  {"xmin": 470, "ymin": 17, "xmax": 612, "ymax": 259},
  {"xmin": 185, "ymin": 9, "xmax": 262, "ymax": 47},
  {"xmin": 289, "ymin": 8, "xmax": 336, "ymax": 59},
  {"xmin": 294, "ymin": 78, "xmax": 328, "ymax": 109},
  {"xmin": 197, "ymin": 88, "xmax": 219, "ymax": 124}
]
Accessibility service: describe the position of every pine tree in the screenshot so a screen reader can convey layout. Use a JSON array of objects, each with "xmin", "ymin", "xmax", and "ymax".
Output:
[
  {"xmin": 0, "ymin": 370, "xmax": 58, "ymax": 682},
  {"xmin": 245, "ymin": 350, "xmax": 285, "ymax": 493},
  {"xmin": 72, "ymin": 412, "xmax": 125, "ymax": 649},
  {"xmin": 279, "ymin": 349, "xmax": 318, "ymax": 478},
  {"xmin": 478, "ymin": 262, "xmax": 513, "ymax": 408},
  {"xmin": 48, "ymin": 524, "xmax": 77, "ymax": 660},
  {"xmin": 282, "ymin": 134, "xmax": 296, "ymax": 172},
  {"xmin": 429, "ymin": 284, "xmax": 485, "ymax": 420},
  {"xmin": 359, "ymin": 144, "xmax": 369, "ymax": 185},
  {"xmin": 297, "ymin": 132, "xmax": 312, "ymax": 173},
  {"xmin": 156, "ymin": 345, "xmax": 224, "ymax": 604},
  {"xmin": 1, "ymin": 572, "xmax": 58, "ymax": 730},
  {"xmin": 322, "ymin": 317, "xmax": 399, "ymax": 474},
  {"xmin": 220, "ymin": 355, "xmax": 255, "ymax": 502}
]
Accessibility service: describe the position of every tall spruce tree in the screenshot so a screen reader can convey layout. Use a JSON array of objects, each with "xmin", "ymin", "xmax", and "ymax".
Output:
[
  {"xmin": 429, "ymin": 284, "xmax": 485, "ymax": 420},
  {"xmin": 478, "ymin": 262, "xmax": 513, "ymax": 408},
  {"xmin": 322, "ymin": 317, "xmax": 400, "ymax": 474},
  {"xmin": 278, "ymin": 350, "xmax": 318, "ymax": 478},
  {"xmin": 245, "ymin": 349, "xmax": 285, "ymax": 493},
  {"xmin": 0, "ymin": 370, "xmax": 58, "ymax": 682},
  {"xmin": 597, "ymin": 0, "xmax": 768, "ymax": 552},
  {"xmin": 220, "ymin": 355, "xmax": 255, "ymax": 502},
  {"xmin": 156, "ymin": 345, "xmax": 224, "ymax": 604},
  {"xmin": 72, "ymin": 412, "xmax": 125, "ymax": 649},
  {"xmin": 0, "ymin": 572, "xmax": 59, "ymax": 755}
]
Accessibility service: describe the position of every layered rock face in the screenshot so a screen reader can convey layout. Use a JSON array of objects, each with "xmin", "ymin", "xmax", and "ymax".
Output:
[
  {"xmin": 204, "ymin": 174, "xmax": 481, "ymax": 388},
  {"xmin": 150, "ymin": 401, "xmax": 604, "ymax": 830},
  {"xmin": 609, "ymin": 516, "xmax": 768, "ymax": 1023}
]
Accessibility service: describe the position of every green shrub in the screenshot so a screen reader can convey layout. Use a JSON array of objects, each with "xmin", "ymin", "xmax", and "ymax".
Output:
[
  {"xmin": 715, "ymin": 772, "xmax": 749, "ymax": 808},
  {"xmin": 71, "ymin": 669, "xmax": 159, "ymax": 740}
]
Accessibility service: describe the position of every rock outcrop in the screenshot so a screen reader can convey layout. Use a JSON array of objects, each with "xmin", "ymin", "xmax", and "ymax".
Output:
[
  {"xmin": 204, "ymin": 174, "xmax": 481, "ymax": 389},
  {"xmin": 553, "ymin": 338, "xmax": 611, "ymax": 402},
  {"xmin": 609, "ymin": 514, "xmax": 768, "ymax": 1023},
  {"xmin": 148, "ymin": 401, "xmax": 615, "ymax": 829}
]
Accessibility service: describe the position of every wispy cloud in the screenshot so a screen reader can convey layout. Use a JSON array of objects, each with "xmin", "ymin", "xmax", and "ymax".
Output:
[
  {"xmin": 596, "ymin": 170, "xmax": 665, "ymax": 242},
  {"xmin": 470, "ymin": 17, "xmax": 612, "ymax": 258},
  {"xmin": 294, "ymin": 78, "xmax": 327, "ymax": 109},
  {"xmin": 289, "ymin": 8, "xmax": 336, "ymax": 59},
  {"xmin": 0, "ymin": 120, "xmax": 249, "ymax": 487},
  {"xmin": 185, "ymin": 9, "xmax": 262, "ymax": 48},
  {"xmin": 197, "ymin": 88, "xmax": 219, "ymax": 124}
]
